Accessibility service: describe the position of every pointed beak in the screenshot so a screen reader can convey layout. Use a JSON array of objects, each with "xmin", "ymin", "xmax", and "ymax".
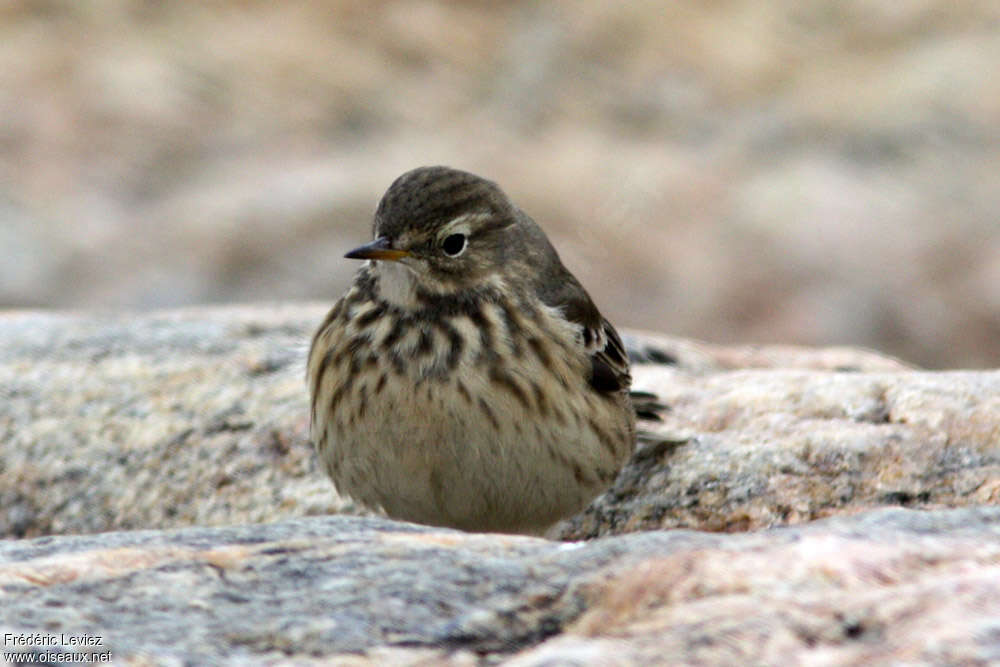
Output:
[{"xmin": 344, "ymin": 236, "xmax": 410, "ymax": 262}]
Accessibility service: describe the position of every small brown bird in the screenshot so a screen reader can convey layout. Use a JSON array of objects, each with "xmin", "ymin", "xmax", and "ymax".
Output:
[{"xmin": 308, "ymin": 166, "xmax": 636, "ymax": 534}]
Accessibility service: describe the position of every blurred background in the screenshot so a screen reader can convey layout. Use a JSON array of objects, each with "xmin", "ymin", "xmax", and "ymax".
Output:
[{"xmin": 2, "ymin": 1, "xmax": 998, "ymax": 368}]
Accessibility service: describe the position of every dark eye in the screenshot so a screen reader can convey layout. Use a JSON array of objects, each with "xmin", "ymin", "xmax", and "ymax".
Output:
[{"xmin": 441, "ymin": 233, "xmax": 467, "ymax": 256}]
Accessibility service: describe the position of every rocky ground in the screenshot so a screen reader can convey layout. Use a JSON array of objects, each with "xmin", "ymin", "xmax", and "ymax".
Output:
[
  {"xmin": 1, "ymin": 306, "xmax": 998, "ymax": 664},
  {"xmin": 3, "ymin": 3, "xmax": 998, "ymax": 663},
  {"xmin": 2, "ymin": 1, "xmax": 999, "ymax": 368},
  {"xmin": 3, "ymin": 509, "xmax": 999, "ymax": 665}
]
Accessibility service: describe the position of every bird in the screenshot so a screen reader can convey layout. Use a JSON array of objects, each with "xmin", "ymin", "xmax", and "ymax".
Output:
[{"xmin": 308, "ymin": 166, "xmax": 637, "ymax": 534}]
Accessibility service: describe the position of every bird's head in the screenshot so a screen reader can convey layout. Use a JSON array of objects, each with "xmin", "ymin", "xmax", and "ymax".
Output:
[{"xmin": 345, "ymin": 166, "xmax": 539, "ymax": 302}]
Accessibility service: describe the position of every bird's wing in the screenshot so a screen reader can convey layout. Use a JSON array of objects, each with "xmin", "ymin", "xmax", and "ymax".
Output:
[
  {"xmin": 518, "ymin": 210, "xmax": 631, "ymax": 395},
  {"xmin": 585, "ymin": 317, "xmax": 631, "ymax": 394},
  {"xmin": 540, "ymin": 273, "xmax": 631, "ymax": 395}
]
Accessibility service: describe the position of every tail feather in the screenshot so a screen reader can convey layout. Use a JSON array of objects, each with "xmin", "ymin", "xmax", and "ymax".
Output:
[{"xmin": 630, "ymin": 390, "xmax": 667, "ymax": 422}]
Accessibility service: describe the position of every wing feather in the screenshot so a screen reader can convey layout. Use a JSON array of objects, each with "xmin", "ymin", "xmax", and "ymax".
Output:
[{"xmin": 587, "ymin": 318, "xmax": 631, "ymax": 394}]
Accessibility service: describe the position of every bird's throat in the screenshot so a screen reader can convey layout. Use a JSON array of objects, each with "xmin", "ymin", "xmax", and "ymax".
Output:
[{"xmin": 374, "ymin": 261, "xmax": 419, "ymax": 309}]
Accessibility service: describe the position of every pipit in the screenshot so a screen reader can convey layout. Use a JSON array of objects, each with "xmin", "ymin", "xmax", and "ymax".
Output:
[{"xmin": 308, "ymin": 166, "xmax": 638, "ymax": 534}]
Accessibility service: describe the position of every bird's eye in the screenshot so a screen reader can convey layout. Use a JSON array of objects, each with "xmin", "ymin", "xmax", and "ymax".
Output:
[{"xmin": 441, "ymin": 233, "xmax": 467, "ymax": 257}]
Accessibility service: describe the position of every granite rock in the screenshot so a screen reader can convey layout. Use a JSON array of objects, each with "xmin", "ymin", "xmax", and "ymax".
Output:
[
  {"xmin": 2, "ymin": 305, "xmax": 1000, "ymax": 664},
  {"xmin": 1, "ymin": 509, "xmax": 998, "ymax": 664},
  {"xmin": 4, "ymin": 3, "xmax": 1000, "ymax": 368},
  {"xmin": 556, "ymin": 337, "xmax": 999, "ymax": 538},
  {"xmin": 1, "ymin": 305, "xmax": 337, "ymax": 539},
  {"xmin": 2, "ymin": 306, "xmax": 996, "ymax": 543}
]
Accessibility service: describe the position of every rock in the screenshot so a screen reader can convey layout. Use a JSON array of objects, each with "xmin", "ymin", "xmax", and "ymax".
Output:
[
  {"xmin": 1, "ymin": 509, "xmax": 998, "ymax": 664},
  {"xmin": 0, "ymin": 305, "xmax": 341, "ymax": 539},
  {"xmin": 2, "ymin": 306, "xmax": 996, "ymax": 542},
  {"xmin": 1, "ymin": 305, "xmax": 998, "ymax": 663},
  {"xmin": 4, "ymin": 3, "xmax": 1000, "ymax": 368},
  {"xmin": 554, "ymin": 355, "xmax": 1000, "ymax": 538}
]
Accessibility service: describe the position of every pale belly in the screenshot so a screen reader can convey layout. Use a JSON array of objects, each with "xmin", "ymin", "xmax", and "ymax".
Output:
[{"xmin": 317, "ymin": 352, "xmax": 631, "ymax": 534}]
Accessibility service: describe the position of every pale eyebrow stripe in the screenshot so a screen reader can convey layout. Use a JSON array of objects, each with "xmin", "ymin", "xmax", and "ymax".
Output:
[{"xmin": 439, "ymin": 211, "xmax": 495, "ymax": 238}]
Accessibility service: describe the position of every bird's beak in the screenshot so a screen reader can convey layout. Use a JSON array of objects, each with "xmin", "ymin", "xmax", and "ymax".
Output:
[{"xmin": 344, "ymin": 237, "xmax": 410, "ymax": 262}]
